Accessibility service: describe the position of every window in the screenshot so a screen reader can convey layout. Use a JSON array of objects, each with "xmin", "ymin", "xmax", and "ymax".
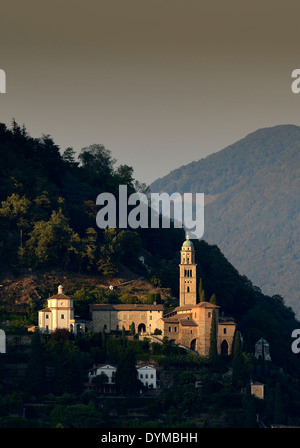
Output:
[
  {"xmin": 187, "ymin": 286, "xmax": 190, "ymax": 292},
  {"xmin": 169, "ymin": 327, "xmax": 171, "ymax": 332},
  {"xmin": 61, "ymin": 314, "xmax": 64, "ymax": 319},
  {"xmin": 150, "ymin": 315, "xmax": 152, "ymax": 320},
  {"xmin": 208, "ymin": 312, "xmax": 211, "ymax": 318},
  {"xmin": 140, "ymin": 374, "xmax": 143, "ymax": 379},
  {"xmin": 224, "ymin": 328, "xmax": 227, "ymax": 334},
  {"xmin": 46, "ymin": 314, "xmax": 49, "ymax": 319},
  {"xmin": 151, "ymin": 374, "xmax": 153, "ymax": 378}
]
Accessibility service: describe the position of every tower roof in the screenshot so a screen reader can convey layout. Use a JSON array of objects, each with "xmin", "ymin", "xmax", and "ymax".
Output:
[{"xmin": 182, "ymin": 235, "xmax": 194, "ymax": 248}]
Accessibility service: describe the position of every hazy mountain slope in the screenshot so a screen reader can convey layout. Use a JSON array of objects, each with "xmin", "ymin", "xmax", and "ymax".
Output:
[{"xmin": 150, "ymin": 125, "xmax": 300, "ymax": 316}]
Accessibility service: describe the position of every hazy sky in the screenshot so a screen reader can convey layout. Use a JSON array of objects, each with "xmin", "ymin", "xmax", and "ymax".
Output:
[{"xmin": 1, "ymin": 0, "xmax": 300, "ymax": 185}]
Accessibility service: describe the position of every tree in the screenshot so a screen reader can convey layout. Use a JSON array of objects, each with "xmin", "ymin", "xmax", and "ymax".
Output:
[
  {"xmin": 62, "ymin": 147, "xmax": 79, "ymax": 169},
  {"xmin": 198, "ymin": 278, "xmax": 203, "ymax": 301},
  {"xmin": 243, "ymin": 396, "xmax": 257, "ymax": 428},
  {"xmin": 92, "ymin": 372, "xmax": 109, "ymax": 391},
  {"xmin": 51, "ymin": 402, "xmax": 103, "ymax": 428},
  {"xmin": 0, "ymin": 193, "xmax": 31, "ymax": 223},
  {"xmin": 26, "ymin": 208, "xmax": 81, "ymax": 269},
  {"xmin": 25, "ymin": 330, "xmax": 46, "ymax": 395},
  {"xmin": 232, "ymin": 331, "xmax": 244, "ymax": 388},
  {"xmin": 209, "ymin": 293, "xmax": 217, "ymax": 305},
  {"xmin": 115, "ymin": 351, "xmax": 142, "ymax": 394},
  {"xmin": 209, "ymin": 309, "xmax": 218, "ymax": 364},
  {"xmin": 130, "ymin": 321, "xmax": 136, "ymax": 336},
  {"xmin": 274, "ymin": 382, "xmax": 284, "ymax": 425},
  {"xmin": 46, "ymin": 332, "xmax": 84, "ymax": 395},
  {"xmin": 97, "ymin": 228, "xmax": 121, "ymax": 276},
  {"xmin": 80, "ymin": 227, "xmax": 98, "ymax": 271},
  {"xmin": 78, "ymin": 144, "xmax": 116, "ymax": 191},
  {"xmin": 122, "ymin": 326, "xmax": 127, "ymax": 347}
]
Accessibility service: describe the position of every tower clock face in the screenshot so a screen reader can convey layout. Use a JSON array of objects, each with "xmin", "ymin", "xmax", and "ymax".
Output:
[{"xmin": 60, "ymin": 302, "xmax": 64, "ymax": 306}]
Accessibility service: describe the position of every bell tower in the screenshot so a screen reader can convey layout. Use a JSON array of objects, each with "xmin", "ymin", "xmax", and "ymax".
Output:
[{"xmin": 179, "ymin": 236, "xmax": 197, "ymax": 307}]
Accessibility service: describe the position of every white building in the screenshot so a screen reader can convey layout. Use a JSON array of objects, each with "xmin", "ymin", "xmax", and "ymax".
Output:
[
  {"xmin": 87, "ymin": 364, "xmax": 116, "ymax": 384},
  {"xmin": 137, "ymin": 364, "xmax": 157, "ymax": 389},
  {"xmin": 86, "ymin": 363, "xmax": 158, "ymax": 391},
  {"xmin": 38, "ymin": 285, "xmax": 85, "ymax": 335}
]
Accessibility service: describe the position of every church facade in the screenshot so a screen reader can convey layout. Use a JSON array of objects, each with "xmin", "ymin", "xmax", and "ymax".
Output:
[{"xmin": 38, "ymin": 285, "xmax": 85, "ymax": 335}]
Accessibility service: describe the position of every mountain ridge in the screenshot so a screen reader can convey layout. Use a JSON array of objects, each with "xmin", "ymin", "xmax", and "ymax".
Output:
[{"xmin": 150, "ymin": 124, "xmax": 300, "ymax": 316}]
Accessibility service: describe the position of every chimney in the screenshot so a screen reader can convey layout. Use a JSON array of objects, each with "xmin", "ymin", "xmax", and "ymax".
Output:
[{"xmin": 58, "ymin": 285, "xmax": 63, "ymax": 295}]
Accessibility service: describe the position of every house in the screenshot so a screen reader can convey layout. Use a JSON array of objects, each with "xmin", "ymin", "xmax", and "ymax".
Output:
[
  {"xmin": 137, "ymin": 364, "xmax": 157, "ymax": 389},
  {"xmin": 86, "ymin": 364, "xmax": 117, "ymax": 393}
]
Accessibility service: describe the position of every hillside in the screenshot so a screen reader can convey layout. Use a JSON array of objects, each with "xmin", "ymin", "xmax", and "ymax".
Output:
[
  {"xmin": 151, "ymin": 125, "xmax": 300, "ymax": 317},
  {"xmin": 1, "ymin": 120, "xmax": 300, "ymax": 378}
]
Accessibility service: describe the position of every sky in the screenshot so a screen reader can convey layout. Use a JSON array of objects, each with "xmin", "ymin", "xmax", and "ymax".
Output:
[{"xmin": 1, "ymin": 0, "xmax": 300, "ymax": 185}]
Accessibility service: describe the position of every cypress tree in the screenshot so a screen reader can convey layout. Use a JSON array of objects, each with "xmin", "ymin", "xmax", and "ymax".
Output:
[
  {"xmin": 209, "ymin": 309, "xmax": 218, "ymax": 364},
  {"xmin": 243, "ymin": 396, "xmax": 257, "ymax": 428},
  {"xmin": 122, "ymin": 325, "xmax": 127, "ymax": 347},
  {"xmin": 232, "ymin": 330, "xmax": 244, "ymax": 388},
  {"xmin": 101, "ymin": 327, "xmax": 107, "ymax": 352},
  {"xmin": 26, "ymin": 330, "xmax": 46, "ymax": 395},
  {"xmin": 210, "ymin": 293, "xmax": 217, "ymax": 305},
  {"xmin": 130, "ymin": 321, "xmax": 135, "ymax": 335},
  {"xmin": 199, "ymin": 278, "xmax": 205, "ymax": 302}
]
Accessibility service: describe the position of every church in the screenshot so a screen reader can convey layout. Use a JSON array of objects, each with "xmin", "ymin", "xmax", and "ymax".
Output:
[
  {"xmin": 88, "ymin": 236, "xmax": 236, "ymax": 357},
  {"xmin": 156, "ymin": 236, "xmax": 236, "ymax": 357},
  {"xmin": 38, "ymin": 285, "xmax": 85, "ymax": 335},
  {"xmin": 38, "ymin": 237, "xmax": 236, "ymax": 357}
]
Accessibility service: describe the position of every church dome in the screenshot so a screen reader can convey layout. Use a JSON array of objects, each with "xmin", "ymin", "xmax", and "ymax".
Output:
[{"xmin": 182, "ymin": 236, "xmax": 194, "ymax": 248}]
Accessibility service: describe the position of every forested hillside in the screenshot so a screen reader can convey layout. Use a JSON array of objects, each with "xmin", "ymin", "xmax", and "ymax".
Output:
[
  {"xmin": 0, "ymin": 120, "xmax": 300, "ymax": 378},
  {"xmin": 151, "ymin": 125, "xmax": 300, "ymax": 316}
]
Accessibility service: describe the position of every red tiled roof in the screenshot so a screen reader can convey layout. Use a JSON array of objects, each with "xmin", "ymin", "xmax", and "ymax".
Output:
[
  {"xmin": 180, "ymin": 319, "xmax": 198, "ymax": 326},
  {"xmin": 48, "ymin": 293, "xmax": 72, "ymax": 300}
]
